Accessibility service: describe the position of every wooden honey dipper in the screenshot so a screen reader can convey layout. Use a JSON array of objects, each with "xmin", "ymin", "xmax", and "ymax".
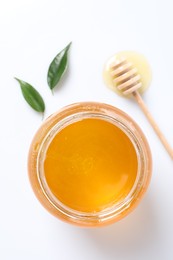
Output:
[{"xmin": 103, "ymin": 52, "xmax": 173, "ymax": 159}]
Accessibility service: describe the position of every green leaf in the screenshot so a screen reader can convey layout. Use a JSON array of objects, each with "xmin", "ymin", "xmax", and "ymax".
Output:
[
  {"xmin": 15, "ymin": 78, "xmax": 45, "ymax": 113},
  {"xmin": 47, "ymin": 42, "xmax": 72, "ymax": 90}
]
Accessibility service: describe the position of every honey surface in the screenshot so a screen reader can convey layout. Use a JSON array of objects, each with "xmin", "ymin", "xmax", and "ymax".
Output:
[{"xmin": 44, "ymin": 118, "xmax": 138, "ymax": 212}]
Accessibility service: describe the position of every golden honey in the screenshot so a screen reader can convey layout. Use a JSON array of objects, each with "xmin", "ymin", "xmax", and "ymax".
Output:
[
  {"xmin": 28, "ymin": 102, "xmax": 152, "ymax": 226},
  {"xmin": 44, "ymin": 118, "xmax": 138, "ymax": 212}
]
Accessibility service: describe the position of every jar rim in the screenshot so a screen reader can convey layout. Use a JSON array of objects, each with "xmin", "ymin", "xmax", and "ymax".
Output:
[{"xmin": 28, "ymin": 102, "xmax": 152, "ymax": 226}]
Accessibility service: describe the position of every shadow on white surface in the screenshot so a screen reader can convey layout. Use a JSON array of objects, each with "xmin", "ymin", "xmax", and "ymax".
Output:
[{"xmin": 80, "ymin": 195, "xmax": 161, "ymax": 259}]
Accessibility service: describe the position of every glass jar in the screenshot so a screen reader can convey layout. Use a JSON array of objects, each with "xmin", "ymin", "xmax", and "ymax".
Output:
[{"xmin": 28, "ymin": 102, "xmax": 152, "ymax": 227}]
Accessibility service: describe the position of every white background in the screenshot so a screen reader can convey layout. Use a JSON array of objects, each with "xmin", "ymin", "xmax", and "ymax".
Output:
[{"xmin": 0, "ymin": 0, "xmax": 173, "ymax": 259}]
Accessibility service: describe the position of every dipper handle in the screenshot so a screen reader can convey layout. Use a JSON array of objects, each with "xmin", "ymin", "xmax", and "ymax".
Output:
[{"xmin": 133, "ymin": 91, "xmax": 173, "ymax": 159}]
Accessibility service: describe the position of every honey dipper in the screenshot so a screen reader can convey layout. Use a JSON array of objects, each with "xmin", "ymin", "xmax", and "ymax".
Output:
[{"xmin": 103, "ymin": 51, "xmax": 173, "ymax": 159}]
